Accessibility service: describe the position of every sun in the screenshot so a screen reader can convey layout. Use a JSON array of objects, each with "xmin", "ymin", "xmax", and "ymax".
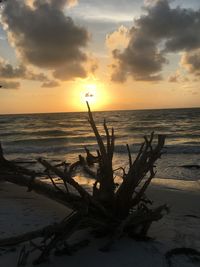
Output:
[
  {"xmin": 71, "ymin": 80, "xmax": 110, "ymax": 110},
  {"xmin": 81, "ymin": 83, "xmax": 97, "ymax": 104}
]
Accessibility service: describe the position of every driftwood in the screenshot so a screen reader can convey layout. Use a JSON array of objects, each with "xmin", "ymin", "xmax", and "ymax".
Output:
[
  {"xmin": 0, "ymin": 148, "xmax": 83, "ymax": 211},
  {"xmin": 0, "ymin": 211, "xmax": 81, "ymax": 247},
  {"xmin": 0, "ymin": 101, "xmax": 167, "ymax": 264}
]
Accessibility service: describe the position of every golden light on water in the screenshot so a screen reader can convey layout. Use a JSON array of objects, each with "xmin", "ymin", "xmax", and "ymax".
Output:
[{"xmin": 71, "ymin": 80, "xmax": 110, "ymax": 110}]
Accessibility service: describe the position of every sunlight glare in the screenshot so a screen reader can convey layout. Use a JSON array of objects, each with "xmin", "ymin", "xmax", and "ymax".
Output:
[
  {"xmin": 81, "ymin": 83, "xmax": 97, "ymax": 105},
  {"xmin": 71, "ymin": 80, "xmax": 110, "ymax": 111}
]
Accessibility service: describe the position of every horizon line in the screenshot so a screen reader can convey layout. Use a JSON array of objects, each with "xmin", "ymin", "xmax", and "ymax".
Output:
[{"xmin": 0, "ymin": 106, "xmax": 199, "ymax": 116}]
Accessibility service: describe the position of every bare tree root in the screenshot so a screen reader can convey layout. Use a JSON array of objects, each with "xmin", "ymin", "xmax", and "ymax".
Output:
[{"xmin": 0, "ymin": 101, "xmax": 167, "ymax": 264}]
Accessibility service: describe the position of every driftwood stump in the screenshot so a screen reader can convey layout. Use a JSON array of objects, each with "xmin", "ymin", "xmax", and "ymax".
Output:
[{"xmin": 0, "ymin": 102, "xmax": 168, "ymax": 264}]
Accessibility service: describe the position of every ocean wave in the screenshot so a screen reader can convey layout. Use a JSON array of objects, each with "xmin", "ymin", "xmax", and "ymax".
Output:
[
  {"xmin": 182, "ymin": 141, "xmax": 200, "ymax": 145},
  {"xmin": 0, "ymin": 131, "xmax": 23, "ymax": 137},
  {"xmin": 3, "ymin": 143, "xmax": 85, "ymax": 155},
  {"xmin": 166, "ymin": 133, "xmax": 200, "ymax": 139},
  {"xmin": 165, "ymin": 145, "xmax": 200, "ymax": 154},
  {"xmin": 114, "ymin": 144, "xmax": 200, "ymax": 155},
  {"xmin": 1, "ymin": 109, "xmax": 199, "ymax": 163},
  {"xmin": 30, "ymin": 129, "xmax": 73, "ymax": 137},
  {"xmin": 2, "ymin": 139, "xmax": 200, "ymax": 156},
  {"xmin": 4, "ymin": 135, "xmax": 98, "ymax": 146},
  {"xmin": 128, "ymin": 125, "xmax": 170, "ymax": 131}
]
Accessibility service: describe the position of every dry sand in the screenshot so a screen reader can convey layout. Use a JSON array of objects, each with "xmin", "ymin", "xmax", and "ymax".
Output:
[{"xmin": 0, "ymin": 179, "xmax": 199, "ymax": 267}]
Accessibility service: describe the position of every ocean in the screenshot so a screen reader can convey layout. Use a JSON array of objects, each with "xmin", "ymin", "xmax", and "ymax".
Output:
[{"xmin": 0, "ymin": 108, "xmax": 199, "ymax": 182}]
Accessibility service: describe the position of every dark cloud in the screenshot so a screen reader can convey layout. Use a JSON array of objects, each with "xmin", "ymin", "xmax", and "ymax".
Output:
[
  {"xmin": 110, "ymin": 62, "xmax": 127, "ymax": 83},
  {"xmin": 0, "ymin": 62, "xmax": 26, "ymax": 79},
  {"xmin": 111, "ymin": 0, "xmax": 200, "ymax": 82},
  {"xmin": 0, "ymin": 80, "xmax": 20, "ymax": 89},
  {"xmin": 53, "ymin": 62, "xmax": 86, "ymax": 80},
  {"xmin": 181, "ymin": 49, "xmax": 200, "ymax": 76},
  {"xmin": 0, "ymin": 60, "xmax": 47, "ymax": 81},
  {"xmin": 139, "ymin": 0, "xmax": 200, "ymax": 52},
  {"xmin": 1, "ymin": 0, "xmax": 89, "ymax": 80},
  {"xmin": 112, "ymin": 37, "xmax": 166, "ymax": 81},
  {"xmin": 0, "ymin": 59, "xmax": 59, "ymax": 87},
  {"xmin": 26, "ymin": 72, "xmax": 48, "ymax": 82}
]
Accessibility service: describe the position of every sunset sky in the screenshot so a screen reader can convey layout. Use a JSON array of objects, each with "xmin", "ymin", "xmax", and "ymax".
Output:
[{"xmin": 0, "ymin": 0, "xmax": 200, "ymax": 114}]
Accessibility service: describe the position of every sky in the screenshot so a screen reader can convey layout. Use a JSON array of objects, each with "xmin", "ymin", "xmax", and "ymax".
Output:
[{"xmin": 0, "ymin": 0, "xmax": 200, "ymax": 114}]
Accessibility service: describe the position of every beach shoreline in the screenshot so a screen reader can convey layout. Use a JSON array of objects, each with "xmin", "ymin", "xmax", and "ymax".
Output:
[{"xmin": 0, "ymin": 179, "xmax": 199, "ymax": 266}]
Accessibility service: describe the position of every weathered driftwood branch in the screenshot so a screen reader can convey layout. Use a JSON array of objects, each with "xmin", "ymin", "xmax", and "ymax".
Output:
[
  {"xmin": 86, "ymin": 101, "xmax": 115, "ymax": 206},
  {"xmin": 0, "ymin": 211, "xmax": 79, "ymax": 247},
  {"xmin": 0, "ymin": 144, "xmax": 82, "ymax": 211},
  {"xmin": 0, "ymin": 102, "xmax": 167, "ymax": 264},
  {"xmin": 32, "ymin": 211, "xmax": 83, "ymax": 265},
  {"xmin": 115, "ymin": 133, "xmax": 166, "ymax": 218},
  {"xmin": 38, "ymin": 157, "xmax": 111, "ymax": 218}
]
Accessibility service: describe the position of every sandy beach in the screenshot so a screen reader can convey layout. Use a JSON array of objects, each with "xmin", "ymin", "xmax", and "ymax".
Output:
[
  {"xmin": 1, "ymin": 0, "xmax": 200, "ymax": 266},
  {"xmin": 0, "ymin": 179, "xmax": 199, "ymax": 267}
]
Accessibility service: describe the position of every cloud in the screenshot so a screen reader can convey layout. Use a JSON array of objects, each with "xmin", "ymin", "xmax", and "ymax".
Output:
[
  {"xmin": 0, "ymin": 59, "xmax": 59, "ymax": 87},
  {"xmin": 66, "ymin": 0, "xmax": 78, "ymax": 8},
  {"xmin": 24, "ymin": 0, "xmax": 35, "ymax": 8},
  {"xmin": 1, "ymin": 0, "xmax": 89, "ymax": 80},
  {"xmin": 0, "ymin": 81, "xmax": 20, "ymax": 89},
  {"xmin": 84, "ymin": 55, "xmax": 99, "ymax": 75},
  {"xmin": 139, "ymin": 0, "xmax": 200, "ymax": 52},
  {"xmin": 41, "ymin": 80, "xmax": 59, "ymax": 88},
  {"xmin": 26, "ymin": 71, "xmax": 48, "ymax": 82},
  {"xmin": 110, "ymin": 62, "xmax": 127, "ymax": 83},
  {"xmin": 0, "ymin": 60, "xmax": 26, "ymax": 79},
  {"xmin": 111, "ymin": 0, "xmax": 200, "ymax": 82},
  {"xmin": 25, "ymin": 0, "xmax": 79, "ymax": 9},
  {"xmin": 0, "ymin": 35, "xmax": 6, "ymax": 41},
  {"xmin": 106, "ymin": 25, "xmax": 130, "ymax": 51},
  {"xmin": 144, "ymin": 0, "xmax": 159, "ymax": 6},
  {"xmin": 89, "ymin": 60, "xmax": 98, "ymax": 74},
  {"xmin": 0, "ymin": 59, "xmax": 47, "ymax": 81},
  {"xmin": 181, "ymin": 49, "xmax": 200, "ymax": 77},
  {"xmin": 168, "ymin": 70, "xmax": 180, "ymax": 83},
  {"xmin": 53, "ymin": 62, "xmax": 87, "ymax": 80},
  {"xmin": 111, "ymin": 35, "xmax": 166, "ymax": 81}
]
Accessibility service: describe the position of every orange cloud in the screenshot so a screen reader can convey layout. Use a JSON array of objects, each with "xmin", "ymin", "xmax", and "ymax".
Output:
[
  {"xmin": 106, "ymin": 25, "xmax": 129, "ymax": 51},
  {"xmin": 67, "ymin": 0, "xmax": 78, "ymax": 8}
]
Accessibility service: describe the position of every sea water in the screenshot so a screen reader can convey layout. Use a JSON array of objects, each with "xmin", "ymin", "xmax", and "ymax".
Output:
[{"xmin": 0, "ymin": 108, "xmax": 199, "ymax": 182}]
